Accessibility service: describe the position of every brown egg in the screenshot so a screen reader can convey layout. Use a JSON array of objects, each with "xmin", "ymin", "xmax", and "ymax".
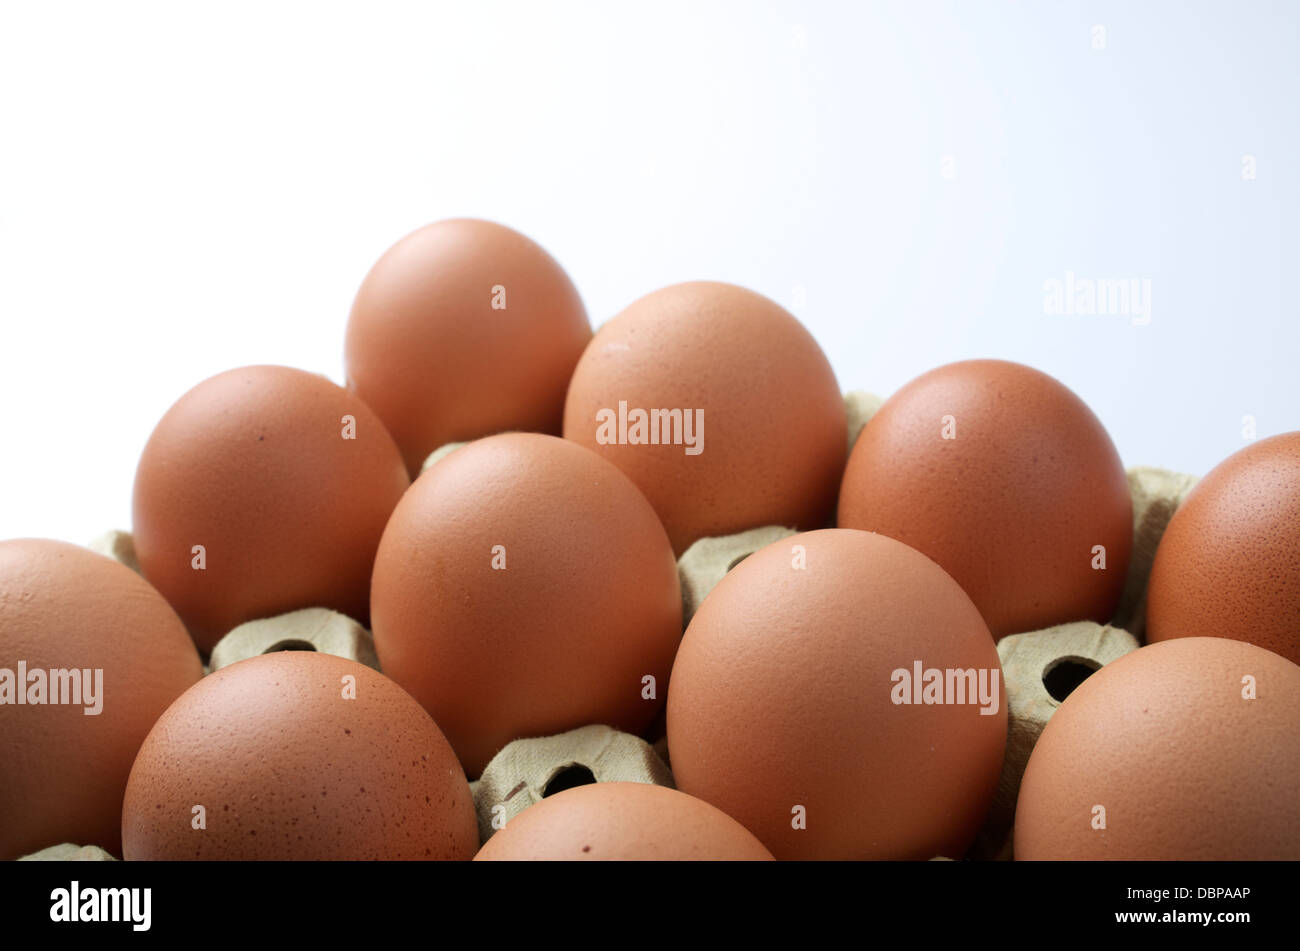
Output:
[
  {"xmin": 0, "ymin": 539, "xmax": 202, "ymax": 860},
  {"xmin": 121, "ymin": 650, "xmax": 478, "ymax": 860},
  {"xmin": 1147, "ymin": 432, "xmax": 1300, "ymax": 665},
  {"xmin": 473, "ymin": 782, "xmax": 773, "ymax": 860},
  {"xmin": 1014, "ymin": 637, "xmax": 1300, "ymax": 859},
  {"xmin": 345, "ymin": 218, "xmax": 592, "ymax": 474},
  {"xmin": 838, "ymin": 359, "xmax": 1132, "ymax": 639},
  {"xmin": 666, "ymin": 529, "xmax": 1007, "ymax": 860},
  {"xmin": 371, "ymin": 433, "xmax": 681, "ymax": 778},
  {"xmin": 132, "ymin": 365, "xmax": 410, "ymax": 653},
  {"xmin": 563, "ymin": 281, "xmax": 846, "ymax": 555}
]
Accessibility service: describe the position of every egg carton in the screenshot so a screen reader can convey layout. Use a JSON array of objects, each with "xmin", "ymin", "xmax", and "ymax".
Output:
[{"xmin": 30, "ymin": 390, "xmax": 1196, "ymax": 862}]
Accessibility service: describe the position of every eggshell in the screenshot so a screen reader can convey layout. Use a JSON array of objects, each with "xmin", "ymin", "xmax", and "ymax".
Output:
[
  {"xmin": 838, "ymin": 359, "xmax": 1132, "ymax": 639},
  {"xmin": 562, "ymin": 281, "xmax": 846, "ymax": 555},
  {"xmin": 666, "ymin": 529, "xmax": 1007, "ymax": 860},
  {"xmin": 120, "ymin": 650, "xmax": 478, "ymax": 860},
  {"xmin": 1146, "ymin": 432, "xmax": 1300, "ymax": 665},
  {"xmin": 132, "ymin": 365, "xmax": 410, "ymax": 653},
  {"xmin": 0, "ymin": 539, "xmax": 203, "ymax": 860},
  {"xmin": 370, "ymin": 433, "xmax": 681, "ymax": 778},
  {"xmin": 473, "ymin": 782, "xmax": 773, "ymax": 861},
  {"xmin": 345, "ymin": 218, "xmax": 592, "ymax": 474},
  {"xmin": 1014, "ymin": 637, "xmax": 1300, "ymax": 859}
]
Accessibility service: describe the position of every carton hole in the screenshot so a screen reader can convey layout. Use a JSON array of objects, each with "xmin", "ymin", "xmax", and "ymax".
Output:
[
  {"xmin": 1042, "ymin": 656, "xmax": 1101, "ymax": 703},
  {"xmin": 264, "ymin": 639, "xmax": 317, "ymax": 653},
  {"xmin": 543, "ymin": 765, "xmax": 596, "ymax": 798}
]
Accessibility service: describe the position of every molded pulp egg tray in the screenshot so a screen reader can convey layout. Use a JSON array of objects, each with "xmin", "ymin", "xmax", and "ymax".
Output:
[{"xmin": 16, "ymin": 389, "xmax": 1198, "ymax": 863}]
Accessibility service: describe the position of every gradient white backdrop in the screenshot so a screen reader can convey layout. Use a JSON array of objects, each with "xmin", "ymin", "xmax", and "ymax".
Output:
[{"xmin": 1, "ymin": 0, "xmax": 1296, "ymax": 544}]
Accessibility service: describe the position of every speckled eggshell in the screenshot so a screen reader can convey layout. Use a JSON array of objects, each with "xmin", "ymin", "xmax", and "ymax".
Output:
[
  {"xmin": 0, "ymin": 540, "xmax": 203, "ymax": 860},
  {"xmin": 562, "ymin": 281, "xmax": 846, "ymax": 555},
  {"xmin": 666, "ymin": 529, "xmax": 1007, "ymax": 860},
  {"xmin": 1014, "ymin": 637, "xmax": 1300, "ymax": 859},
  {"xmin": 838, "ymin": 359, "xmax": 1132, "ymax": 639},
  {"xmin": 121, "ymin": 650, "xmax": 478, "ymax": 860},
  {"xmin": 345, "ymin": 218, "xmax": 592, "ymax": 474},
  {"xmin": 370, "ymin": 433, "xmax": 682, "ymax": 779},
  {"xmin": 473, "ymin": 782, "xmax": 773, "ymax": 861},
  {"xmin": 132, "ymin": 365, "xmax": 410, "ymax": 654},
  {"xmin": 1147, "ymin": 432, "xmax": 1300, "ymax": 665}
]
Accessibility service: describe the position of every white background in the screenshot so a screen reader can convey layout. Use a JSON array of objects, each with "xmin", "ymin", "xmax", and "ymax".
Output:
[{"xmin": 1, "ymin": 0, "xmax": 1296, "ymax": 545}]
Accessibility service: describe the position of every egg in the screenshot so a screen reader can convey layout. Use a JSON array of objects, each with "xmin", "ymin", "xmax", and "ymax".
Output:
[
  {"xmin": 1146, "ymin": 432, "xmax": 1300, "ymax": 665},
  {"xmin": 473, "ymin": 782, "xmax": 772, "ymax": 861},
  {"xmin": 345, "ymin": 218, "xmax": 592, "ymax": 474},
  {"xmin": 0, "ymin": 539, "xmax": 202, "ymax": 860},
  {"xmin": 121, "ymin": 650, "xmax": 478, "ymax": 860},
  {"xmin": 370, "ymin": 433, "xmax": 681, "ymax": 778},
  {"xmin": 666, "ymin": 529, "xmax": 1007, "ymax": 860},
  {"xmin": 562, "ymin": 281, "xmax": 846, "ymax": 555},
  {"xmin": 132, "ymin": 365, "xmax": 410, "ymax": 653},
  {"xmin": 1014, "ymin": 637, "xmax": 1300, "ymax": 859},
  {"xmin": 838, "ymin": 359, "xmax": 1132, "ymax": 639}
]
